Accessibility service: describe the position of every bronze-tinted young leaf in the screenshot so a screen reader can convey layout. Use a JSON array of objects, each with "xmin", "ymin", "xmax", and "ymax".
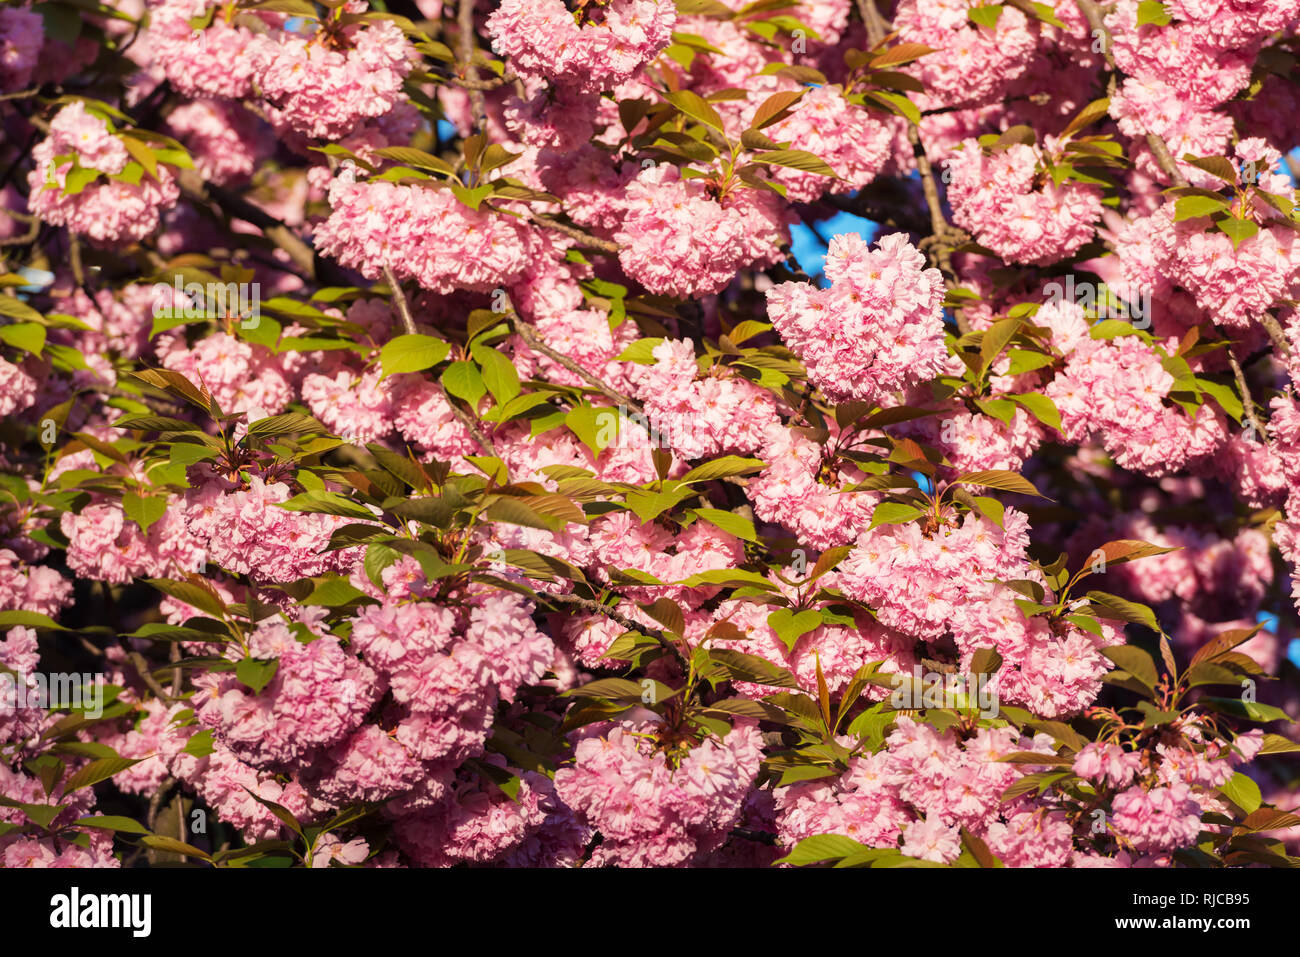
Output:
[{"xmin": 1190, "ymin": 624, "xmax": 1263, "ymax": 667}]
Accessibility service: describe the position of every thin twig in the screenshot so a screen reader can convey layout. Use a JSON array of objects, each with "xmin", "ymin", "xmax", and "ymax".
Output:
[
  {"xmin": 456, "ymin": 0, "xmax": 487, "ymax": 127},
  {"xmin": 129, "ymin": 650, "xmax": 177, "ymax": 704},
  {"xmin": 0, "ymin": 212, "xmax": 39, "ymax": 248},
  {"xmin": 69, "ymin": 231, "xmax": 85, "ymax": 286},
  {"xmin": 439, "ymin": 380, "xmax": 496, "ymax": 455},
  {"xmin": 541, "ymin": 591, "xmax": 685, "ymax": 664},
  {"xmin": 381, "ymin": 262, "xmax": 418, "ymax": 336},
  {"xmin": 512, "ymin": 319, "xmax": 644, "ymax": 413},
  {"xmin": 177, "ymin": 170, "xmax": 325, "ymax": 280},
  {"xmin": 446, "ymin": 71, "xmax": 516, "ymax": 91}
]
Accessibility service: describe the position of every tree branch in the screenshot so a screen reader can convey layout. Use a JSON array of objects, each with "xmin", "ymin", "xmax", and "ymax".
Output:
[
  {"xmin": 531, "ymin": 214, "xmax": 621, "ymax": 254},
  {"xmin": 1227, "ymin": 346, "xmax": 1267, "ymax": 443},
  {"xmin": 381, "ymin": 260, "xmax": 495, "ymax": 454},
  {"xmin": 1074, "ymin": 0, "xmax": 1188, "ymax": 187}
]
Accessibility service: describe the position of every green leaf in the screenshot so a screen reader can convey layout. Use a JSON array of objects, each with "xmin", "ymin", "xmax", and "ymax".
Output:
[
  {"xmin": 442, "ymin": 361, "xmax": 486, "ymax": 407},
  {"xmin": 0, "ymin": 800, "xmax": 64, "ymax": 829},
  {"xmin": 1174, "ymin": 194, "xmax": 1230, "ymax": 221},
  {"xmin": 1195, "ymin": 376, "xmax": 1244, "ymax": 422},
  {"xmin": 980, "ymin": 317, "xmax": 1022, "ymax": 376},
  {"xmin": 1059, "ymin": 98, "xmax": 1111, "ymax": 139},
  {"xmin": 114, "ymin": 414, "xmax": 201, "ymax": 433},
  {"xmin": 246, "ymin": 413, "xmax": 325, "ymax": 437},
  {"xmin": 241, "ymin": 787, "xmax": 304, "ymax": 837},
  {"xmin": 483, "ymin": 496, "xmax": 563, "ymax": 532},
  {"xmin": 1182, "ymin": 154, "xmax": 1237, "ymax": 183},
  {"xmin": 470, "ymin": 342, "xmax": 522, "ymax": 405},
  {"xmin": 0, "ymin": 322, "xmax": 45, "ymax": 355},
  {"xmin": 379, "ymin": 334, "xmax": 451, "ymax": 378},
  {"xmin": 867, "ymin": 502, "xmax": 926, "ymax": 530},
  {"xmin": 865, "ymin": 90, "xmax": 920, "ymax": 125},
  {"xmin": 690, "ymin": 507, "xmax": 757, "ymax": 542},
  {"xmin": 183, "ymin": 729, "xmax": 216, "ymax": 758},
  {"xmin": 449, "ymin": 183, "xmax": 494, "ymax": 210},
  {"xmin": 1201, "ymin": 697, "xmax": 1293, "ymax": 724},
  {"xmin": 122, "ymin": 492, "xmax": 167, "ymax": 535},
  {"xmin": 749, "ymin": 149, "xmax": 837, "ymax": 177},
  {"xmin": 1088, "ymin": 590, "xmax": 1160, "ymax": 631},
  {"xmin": 967, "ymin": 3, "xmax": 1004, "ymax": 30},
  {"xmin": 1215, "ymin": 215, "xmax": 1260, "ymax": 249},
  {"xmin": 372, "ymin": 146, "xmax": 455, "ymax": 175},
  {"xmin": 1100, "ymin": 645, "xmax": 1160, "ymax": 692},
  {"xmin": 750, "ymin": 89, "xmax": 807, "ymax": 129},
  {"xmin": 951, "ymin": 470, "xmax": 1047, "ymax": 498},
  {"xmin": 143, "ymin": 578, "xmax": 225, "ymax": 618},
  {"xmin": 705, "ymin": 648, "xmax": 799, "ymax": 689},
  {"xmin": 662, "ymin": 89, "xmax": 726, "ymax": 133},
  {"xmin": 62, "ymin": 757, "xmax": 145, "ymax": 795},
  {"xmin": 1005, "ymin": 393, "xmax": 1062, "ymax": 432},
  {"xmin": 235, "ymin": 657, "xmax": 279, "ymax": 694},
  {"xmin": 679, "ymin": 456, "xmax": 767, "ymax": 483},
  {"xmin": 73, "ymin": 815, "xmax": 150, "ymax": 835},
  {"xmin": 303, "ymin": 577, "xmax": 368, "ymax": 607},
  {"xmin": 139, "ymin": 834, "xmax": 212, "ymax": 861},
  {"xmin": 767, "ymin": 608, "xmax": 822, "ymax": 652},
  {"xmin": 275, "ymin": 490, "xmax": 376, "ymax": 521},
  {"xmin": 1220, "ymin": 772, "xmax": 1262, "ymax": 814},
  {"xmin": 1136, "ymin": 0, "xmax": 1171, "ymax": 27},
  {"xmin": 0, "ymin": 610, "xmax": 67, "ymax": 630},
  {"xmin": 775, "ymin": 833, "xmax": 867, "ymax": 866},
  {"xmin": 615, "ymin": 337, "xmax": 664, "ymax": 364}
]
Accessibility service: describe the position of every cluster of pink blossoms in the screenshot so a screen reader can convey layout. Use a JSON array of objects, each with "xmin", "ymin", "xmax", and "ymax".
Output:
[
  {"xmin": 146, "ymin": 0, "xmax": 259, "ymax": 100},
  {"xmin": 893, "ymin": 0, "xmax": 1037, "ymax": 109},
  {"xmin": 746, "ymin": 422, "xmax": 882, "ymax": 550},
  {"xmin": 625, "ymin": 339, "xmax": 780, "ymax": 459},
  {"xmin": 314, "ymin": 177, "xmax": 537, "ymax": 293},
  {"xmin": 182, "ymin": 477, "xmax": 365, "ymax": 582},
  {"xmin": 613, "ymin": 164, "xmax": 792, "ymax": 298},
  {"xmin": 777, "ymin": 720, "xmax": 1063, "ymax": 863},
  {"xmin": 0, "ymin": 4, "xmax": 41, "ymax": 93},
  {"xmin": 60, "ymin": 503, "xmax": 205, "ymax": 586},
  {"xmin": 165, "ymin": 100, "xmax": 270, "ymax": 186},
  {"xmin": 485, "ymin": 0, "xmax": 676, "ymax": 94},
  {"xmin": 27, "ymin": 102, "xmax": 180, "ymax": 245},
  {"xmin": 247, "ymin": 17, "xmax": 414, "ymax": 139},
  {"xmin": 947, "ymin": 138, "xmax": 1102, "ymax": 265},
  {"xmin": 1041, "ymin": 301, "xmax": 1230, "ymax": 476},
  {"xmin": 763, "ymin": 86, "xmax": 893, "ymax": 203},
  {"xmin": 554, "ymin": 721, "xmax": 763, "ymax": 866},
  {"xmin": 765, "ymin": 232, "xmax": 946, "ymax": 404},
  {"xmin": 3, "ymin": 0, "xmax": 1299, "ymax": 874}
]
